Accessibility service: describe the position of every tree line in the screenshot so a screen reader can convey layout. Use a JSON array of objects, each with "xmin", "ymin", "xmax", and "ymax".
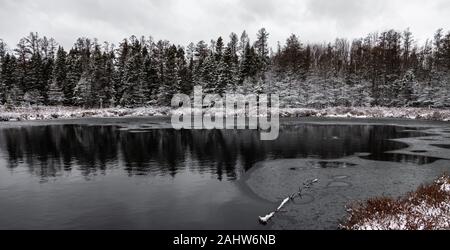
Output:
[{"xmin": 0, "ymin": 28, "xmax": 450, "ymax": 108}]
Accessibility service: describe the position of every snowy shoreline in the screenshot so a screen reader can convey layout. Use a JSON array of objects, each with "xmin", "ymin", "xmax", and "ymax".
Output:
[
  {"xmin": 341, "ymin": 175, "xmax": 450, "ymax": 230},
  {"xmin": 1, "ymin": 105, "xmax": 450, "ymax": 122}
]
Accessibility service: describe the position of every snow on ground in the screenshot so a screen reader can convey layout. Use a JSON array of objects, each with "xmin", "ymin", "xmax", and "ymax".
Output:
[
  {"xmin": 349, "ymin": 201, "xmax": 450, "ymax": 230},
  {"xmin": 342, "ymin": 175, "xmax": 450, "ymax": 230},
  {"xmin": 1, "ymin": 105, "xmax": 450, "ymax": 122},
  {"xmin": 278, "ymin": 106, "xmax": 450, "ymax": 121},
  {"xmin": 0, "ymin": 106, "xmax": 172, "ymax": 121}
]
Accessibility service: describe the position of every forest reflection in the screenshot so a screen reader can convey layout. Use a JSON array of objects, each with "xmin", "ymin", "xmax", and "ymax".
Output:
[{"xmin": 0, "ymin": 124, "xmax": 434, "ymax": 181}]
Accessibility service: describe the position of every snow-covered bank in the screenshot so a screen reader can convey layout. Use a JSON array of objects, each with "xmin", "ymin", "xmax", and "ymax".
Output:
[
  {"xmin": 279, "ymin": 106, "xmax": 450, "ymax": 121},
  {"xmin": 0, "ymin": 106, "xmax": 172, "ymax": 121},
  {"xmin": 1, "ymin": 105, "xmax": 450, "ymax": 122},
  {"xmin": 341, "ymin": 175, "xmax": 450, "ymax": 230}
]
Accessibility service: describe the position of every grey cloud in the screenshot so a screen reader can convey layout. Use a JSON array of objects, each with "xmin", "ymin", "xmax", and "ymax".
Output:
[
  {"xmin": 0, "ymin": 0, "xmax": 449, "ymax": 50},
  {"xmin": 306, "ymin": 0, "xmax": 387, "ymax": 28}
]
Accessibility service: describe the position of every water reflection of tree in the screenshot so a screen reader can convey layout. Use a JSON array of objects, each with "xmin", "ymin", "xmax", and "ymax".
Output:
[
  {"xmin": 0, "ymin": 125, "xmax": 120, "ymax": 179},
  {"xmin": 0, "ymin": 124, "xmax": 433, "ymax": 181},
  {"xmin": 0, "ymin": 126, "xmax": 245, "ymax": 180}
]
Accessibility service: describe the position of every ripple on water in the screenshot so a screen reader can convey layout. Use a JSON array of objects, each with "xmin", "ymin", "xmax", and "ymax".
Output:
[
  {"xmin": 310, "ymin": 161, "xmax": 358, "ymax": 169},
  {"xmin": 333, "ymin": 175, "xmax": 349, "ymax": 180},
  {"xmin": 327, "ymin": 181, "xmax": 351, "ymax": 188},
  {"xmin": 360, "ymin": 153, "xmax": 442, "ymax": 165}
]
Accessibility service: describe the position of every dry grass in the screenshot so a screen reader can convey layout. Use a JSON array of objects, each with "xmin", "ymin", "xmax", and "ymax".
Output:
[{"xmin": 341, "ymin": 174, "xmax": 450, "ymax": 230}]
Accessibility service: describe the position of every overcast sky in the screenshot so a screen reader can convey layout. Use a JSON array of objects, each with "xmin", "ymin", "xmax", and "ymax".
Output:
[{"xmin": 1, "ymin": 0, "xmax": 449, "ymax": 50}]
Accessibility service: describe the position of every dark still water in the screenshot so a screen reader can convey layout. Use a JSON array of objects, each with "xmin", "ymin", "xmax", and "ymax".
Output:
[{"xmin": 0, "ymin": 119, "xmax": 442, "ymax": 229}]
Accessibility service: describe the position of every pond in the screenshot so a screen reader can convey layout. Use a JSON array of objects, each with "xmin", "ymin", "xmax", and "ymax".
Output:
[{"xmin": 0, "ymin": 117, "xmax": 449, "ymax": 229}]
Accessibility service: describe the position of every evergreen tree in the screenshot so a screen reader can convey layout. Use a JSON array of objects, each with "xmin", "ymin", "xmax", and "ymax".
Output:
[
  {"xmin": 102, "ymin": 50, "xmax": 116, "ymax": 107},
  {"xmin": 53, "ymin": 46, "xmax": 67, "ymax": 91},
  {"xmin": 238, "ymin": 31, "xmax": 249, "ymax": 59},
  {"xmin": 228, "ymin": 32, "xmax": 239, "ymax": 63},
  {"xmin": 141, "ymin": 46, "xmax": 159, "ymax": 104},
  {"xmin": 239, "ymin": 42, "xmax": 258, "ymax": 81},
  {"xmin": 0, "ymin": 39, "xmax": 6, "ymax": 59},
  {"xmin": 65, "ymin": 48, "xmax": 82, "ymax": 105},
  {"xmin": 47, "ymin": 80, "xmax": 64, "ymax": 105},
  {"xmin": 115, "ymin": 38, "xmax": 130, "ymax": 104},
  {"xmin": 440, "ymin": 32, "xmax": 450, "ymax": 71},
  {"xmin": 0, "ymin": 54, "xmax": 18, "ymax": 103},
  {"xmin": 194, "ymin": 40, "xmax": 209, "ymax": 64},
  {"xmin": 0, "ymin": 41, "xmax": 6, "ymax": 103},
  {"xmin": 120, "ymin": 37, "xmax": 145, "ymax": 107},
  {"xmin": 276, "ymin": 34, "xmax": 304, "ymax": 75},
  {"xmin": 176, "ymin": 46, "xmax": 192, "ymax": 94},
  {"xmin": 73, "ymin": 74, "xmax": 92, "ymax": 107},
  {"xmin": 218, "ymin": 46, "xmax": 239, "ymax": 92},
  {"xmin": 2, "ymin": 27, "xmax": 450, "ymax": 109},
  {"xmin": 254, "ymin": 28, "xmax": 270, "ymax": 71},
  {"xmin": 157, "ymin": 44, "xmax": 181, "ymax": 104},
  {"xmin": 402, "ymin": 28, "xmax": 413, "ymax": 70},
  {"xmin": 215, "ymin": 37, "xmax": 224, "ymax": 58}
]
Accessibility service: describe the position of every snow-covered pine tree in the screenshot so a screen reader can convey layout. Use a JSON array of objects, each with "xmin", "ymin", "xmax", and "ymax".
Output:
[
  {"xmin": 120, "ymin": 38, "xmax": 145, "ymax": 107},
  {"xmin": 5, "ymin": 85, "xmax": 24, "ymax": 107},
  {"xmin": 254, "ymin": 28, "xmax": 270, "ymax": 73},
  {"xmin": 141, "ymin": 46, "xmax": 160, "ymax": 104},
  {"xmin": 64, "ymin": 49, "xmax": 82, "ymax": 105},
  {"xmin": 23, "ymin": 89, "xmax": 44, "ymax": 105},
  {"xmin": 39, "ymin": 37, "xmax": 57, "ymax": 104},
  {"xmin": 102, "ymin": 50, "xmax": 116, "ymax": 107},
  {"xmin": 228, "ymin": 33, "xmax": 239, "ymax": 64},
  {"xmin": 217, "ymin": 46, "xmax": 239, "ymax": 93},
  {"xmin": 175, "ymin": 45, "xmax": 192, "ymax": 95},
  {"xmin": 238, "ymin": 31, "xmax": 249, "ymax": 60},
  {"xmin": 73, "ymin": 74, "xmax": 92, "ymax": 107},
  {"xmin": 52, "ymin": 46, "xmax": 67, "ymax": 100},
  {"xmin": 239, "ymin": 42, "xmax": 259, "ymax": 83},
  {"xmin": 198, "ymin": 53, "xmax": 217, "ymax": 92},
  {"xmin": 0, "ymin": 54, "xmax": 20, "ymax": 104},
  {"xmin": 26, "ymin": 53, "xmax": 46, "ymax": 103},
  {"xmin": 47, "ymin": 80, "xmax": 64, "ymax": 105},
  {"xmin": 89, "ymin": 42, "xmax": 110, "ymax": 108},
  {"xmin": 394, "ymin": 70, "xmax": 415, "ymax": 107},
  {"xmin": 114, "ymin": 38, "xmax": 129, "ymax": 105},
  {"xmin": 0, "ymin": 40, "xmax": 6, "ymax": 103},
  {"xmin": 1, "ymin": 27, "xmax": 450, "ymax": 110},
  {"xmin": 0, "ymin": 39, "xmax": 5, "ymax": 60},
  {"xmin": 157, "ymin": 44, "xmax": 181, "ymax": 105}
]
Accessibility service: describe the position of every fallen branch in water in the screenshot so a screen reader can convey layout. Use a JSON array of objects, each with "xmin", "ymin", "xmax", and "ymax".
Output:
[{"xmin": 259, "ymin": 178, "xmax": 318, "ymax": 225}]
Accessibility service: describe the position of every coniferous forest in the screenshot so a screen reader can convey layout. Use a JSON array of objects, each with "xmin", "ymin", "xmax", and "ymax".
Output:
[{"xmin": 1, "ymin": 28, "xmax": 450, "ymax": 109}]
